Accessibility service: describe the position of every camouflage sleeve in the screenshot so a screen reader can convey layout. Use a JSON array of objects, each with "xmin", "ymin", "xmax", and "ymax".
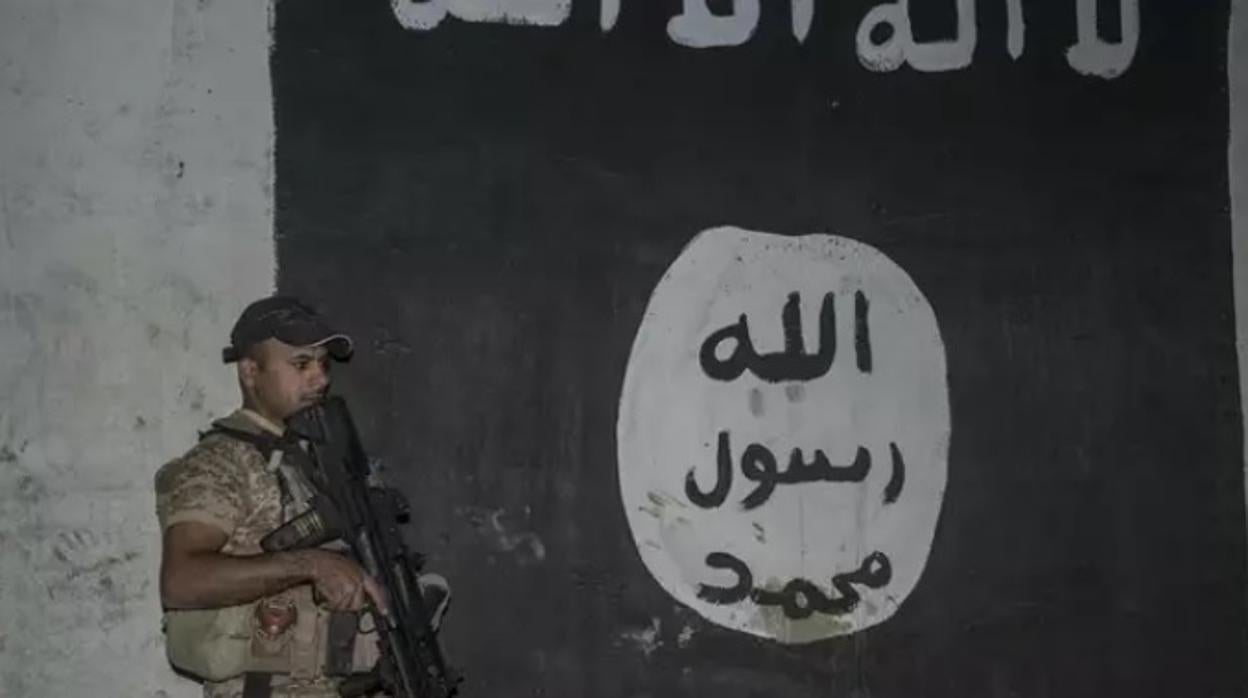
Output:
[{"xmin": 155, "ymin": 443, "xmax": 248, "ymax": 536}]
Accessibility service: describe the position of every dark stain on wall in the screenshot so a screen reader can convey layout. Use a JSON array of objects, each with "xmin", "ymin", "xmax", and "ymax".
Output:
[{"xmin": 271, "ymin": 1, "xmax": 1246, "ymax": 696}]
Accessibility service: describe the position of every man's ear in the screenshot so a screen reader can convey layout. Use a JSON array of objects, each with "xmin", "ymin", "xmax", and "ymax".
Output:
[{"xmin": 238, "ymin": 356, "xmax": 259, "ymax": 389}]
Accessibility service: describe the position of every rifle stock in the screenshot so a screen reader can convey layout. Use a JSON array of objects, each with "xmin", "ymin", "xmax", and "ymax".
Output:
[{"xmin": 287, "ymin": 396, "xmax": 461, "ymax": 698}]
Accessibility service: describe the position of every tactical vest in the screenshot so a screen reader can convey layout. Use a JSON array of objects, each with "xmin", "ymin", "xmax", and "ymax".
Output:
[{"xmin": 162, "ymin": 418, "xmax": 379, "ymax": 695}]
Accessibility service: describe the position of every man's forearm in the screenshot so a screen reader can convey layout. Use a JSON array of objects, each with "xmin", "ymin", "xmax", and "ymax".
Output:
[{"xmin": 161, "ymin": 550, "xmax": 312, "ymax": 609}]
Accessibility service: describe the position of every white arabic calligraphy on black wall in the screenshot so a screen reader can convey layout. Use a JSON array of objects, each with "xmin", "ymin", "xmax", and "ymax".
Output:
[{"xmin": 390, "ymin": 0, "xmax": 1139, "ymax": 78}]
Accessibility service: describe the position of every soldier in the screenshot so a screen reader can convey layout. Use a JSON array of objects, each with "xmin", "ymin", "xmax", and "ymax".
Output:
[{"xmin": 155, "ymin": 296, "xmax": 388, "ymax": 697}]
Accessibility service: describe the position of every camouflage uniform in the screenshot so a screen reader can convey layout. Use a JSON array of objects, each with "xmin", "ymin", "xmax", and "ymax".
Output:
[{"xmin": 155, "ymin": 409, "xmax": 343, "ymax": 698}]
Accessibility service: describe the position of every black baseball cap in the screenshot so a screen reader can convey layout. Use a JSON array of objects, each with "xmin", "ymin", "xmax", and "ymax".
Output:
[{"xmin": 222, "ymin": 296, "xmax": 354, "ymax": 363}]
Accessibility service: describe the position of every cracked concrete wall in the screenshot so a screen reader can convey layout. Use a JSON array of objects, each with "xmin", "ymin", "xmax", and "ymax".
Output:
[{"xmin": 0, "ymin": 0, "xmax": 273, "ymax": 695}]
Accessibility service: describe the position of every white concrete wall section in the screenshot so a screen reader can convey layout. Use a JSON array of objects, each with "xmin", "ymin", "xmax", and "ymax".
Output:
[{"xmin": 0, "ymin": 0, "xmax": 274, "ymax": 695}]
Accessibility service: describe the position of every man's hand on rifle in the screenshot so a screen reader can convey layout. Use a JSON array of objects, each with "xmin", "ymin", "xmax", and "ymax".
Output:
[{"xmin": 302, "ymin": 549, "xmax": 390, "ymax": 613}]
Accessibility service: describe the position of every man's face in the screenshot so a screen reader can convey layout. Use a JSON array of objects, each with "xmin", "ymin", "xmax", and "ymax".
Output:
[{"xmin": 240, "ymin": 339, "xmax": 332, "ymax": 421}]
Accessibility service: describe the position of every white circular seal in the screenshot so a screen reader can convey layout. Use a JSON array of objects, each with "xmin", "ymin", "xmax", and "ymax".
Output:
[{"xmin": 617, "ymin": 226, "xmax": 950, "ymax": 643}]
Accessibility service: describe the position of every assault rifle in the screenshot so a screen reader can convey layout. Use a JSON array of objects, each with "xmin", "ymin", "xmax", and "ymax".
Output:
[{"xmin": 266, "ymin": 396, "xmax": 461, "ymax": 698}]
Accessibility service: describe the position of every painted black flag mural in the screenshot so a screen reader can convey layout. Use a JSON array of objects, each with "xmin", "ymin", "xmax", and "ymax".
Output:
[{"xmin": 272, "ymin": 0, "xmax": 1246, "ymax": 695}]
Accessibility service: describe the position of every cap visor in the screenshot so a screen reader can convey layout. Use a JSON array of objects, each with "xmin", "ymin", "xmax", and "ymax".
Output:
[{"xmin": 308, "ymin": 334, "xmax": 353, "ymax": 361}]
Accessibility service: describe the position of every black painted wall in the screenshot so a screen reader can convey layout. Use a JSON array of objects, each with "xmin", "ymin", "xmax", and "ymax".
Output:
[{"xmin": 272, "ymin": 1, "xmax": 1246, "ymax": 695}]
